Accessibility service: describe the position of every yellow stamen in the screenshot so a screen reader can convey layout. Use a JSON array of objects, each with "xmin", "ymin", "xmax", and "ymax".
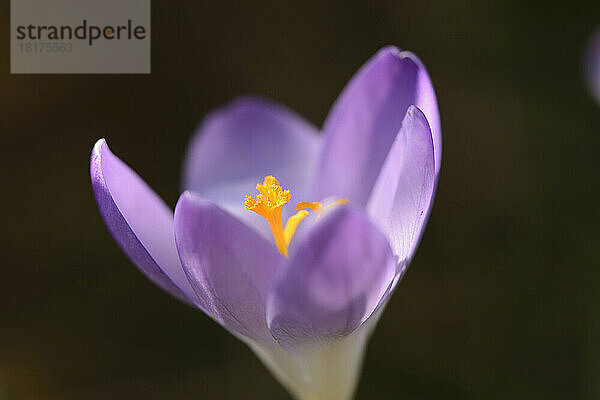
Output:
[
  {"xmin": 244, "ymin": 176, "xmax": 348, "ymax": 257},
  {"xmin": 284, "ymin": 210, "xmax": 309, "ymax": 245},
  {"xmin": 296, "ymin": 199, "xmax": 350, "ymax": 220},
  {"xmin": 244, "ymin": 176, "xmax": 293, "ymax": 256},
  {"xmin": 295, "ymin": 201, "xmax": 323, "ymax": 213}
]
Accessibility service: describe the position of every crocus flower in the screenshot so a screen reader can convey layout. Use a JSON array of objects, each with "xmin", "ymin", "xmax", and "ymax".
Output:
[
  {"xmin": 585, "ymin": 27, "xmax": 600, "ymax": 104},
  {"xmin": 90, "ymin": 46, "xmax": 441, "ymax": 400}
]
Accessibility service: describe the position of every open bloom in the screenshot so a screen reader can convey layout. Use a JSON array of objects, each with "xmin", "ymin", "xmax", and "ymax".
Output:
[{"xmin": 90, "ymin": 46, "xmax": 441, "ymax": 400}]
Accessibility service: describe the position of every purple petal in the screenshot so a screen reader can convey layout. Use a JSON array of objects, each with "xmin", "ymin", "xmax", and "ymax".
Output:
[
  {"xmin": 585, "ymin": 27, "xmax": 600, "ymax": 104},
  {"xmin": 90, "ymin": 139, "xmax": 198, "ymax": 305},
  {"xmin": 366, "ymin": 106, "xmax": 436, "ymax": 267},
  {"xmin": 182, "ymin": 96, "xmax": 321, "ymax": 234},
  {"xmin": 174, "ymin": 192, "xmax": 283, "ymax": 342},
  {"xmin": 315, "ymin": 46, "xmax": 440, "ymax": 206},
  {"xmin": 267, "ymin": 207, "xmax": 396, "ymax": 348}
]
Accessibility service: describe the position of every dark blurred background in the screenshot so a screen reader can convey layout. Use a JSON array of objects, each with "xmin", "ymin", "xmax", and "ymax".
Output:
[{"xmin": 2, "ymin": 1, "xmax": 600, "ymax": 399}]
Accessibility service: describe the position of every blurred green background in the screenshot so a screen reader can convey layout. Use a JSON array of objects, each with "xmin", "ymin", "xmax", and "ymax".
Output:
[{"xmin": 2, "ymin": 1, "xmax": 600, "ymax": 399}]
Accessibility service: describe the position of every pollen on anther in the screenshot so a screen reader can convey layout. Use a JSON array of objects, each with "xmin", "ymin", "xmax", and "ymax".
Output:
[
  {"xmin": 244, "ymin": 175, "xmax": 348, "ymax": 257},
  {"xmin": 245, "ymin": 176, "xmax": 291, "ymax": 217}
]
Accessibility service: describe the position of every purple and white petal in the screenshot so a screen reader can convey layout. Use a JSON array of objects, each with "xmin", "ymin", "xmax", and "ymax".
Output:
[
  {"xmin": 182, "ymin": 96, "xmax": 321, "ymax": 234},
  {"xmin": 585, "ymin": 27, "xmax": 600, "ymax": 105},
  {"xmin": 315, "ymin": 46, "xmax": 440, "ymax": 206},
  {"xmin": 174, "ymin": 192, "xmax": 283, "ymax": 342},
  {"xmin": 90, "ymin": 139, "xmax": 198, "ymax": 305},
  {"xmin": 267, "ymin": 207, "xmax": 396, "ymax": 349},
  {"xmin": 366, "ymin": 106, "xmax": 436, "ymax": 268}
]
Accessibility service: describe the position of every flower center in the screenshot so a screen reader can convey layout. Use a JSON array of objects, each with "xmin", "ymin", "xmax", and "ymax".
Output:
[{"xmin": 244, "ymin": 175, "xmax": 348, "ymax": 257}]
